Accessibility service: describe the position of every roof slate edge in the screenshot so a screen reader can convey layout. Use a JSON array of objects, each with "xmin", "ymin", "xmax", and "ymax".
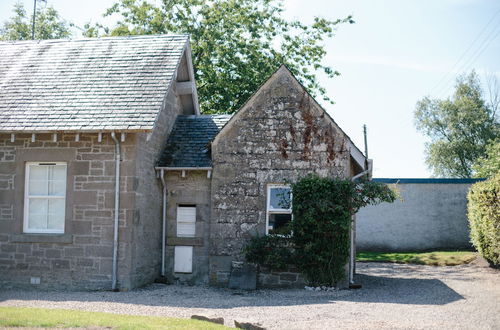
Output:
[
  {"xmin": 0, "ymin": 129, "xmax": 152, "ymax": 134},
  {"xmin": 148, "ymin": 37, "xmax": 191, "ymax": 133},
  {"xmin": 0, "ymin": 34, "xmax": 190, "ymax": 45}
]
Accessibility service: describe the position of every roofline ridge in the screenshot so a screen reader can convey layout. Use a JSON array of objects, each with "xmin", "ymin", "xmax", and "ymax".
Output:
[{"xmin": 0, "ymin": 33, "xmax": 190, "ymax": 44}]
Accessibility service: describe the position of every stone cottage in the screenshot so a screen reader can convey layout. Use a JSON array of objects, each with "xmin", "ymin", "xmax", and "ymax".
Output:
[
  {"xmin": 0, "ymin": 35, "xmax": 200, "ymax": 290},
  {"xmin": 0, "ymin": 35, "xmax": 368, "ymax": 290}
]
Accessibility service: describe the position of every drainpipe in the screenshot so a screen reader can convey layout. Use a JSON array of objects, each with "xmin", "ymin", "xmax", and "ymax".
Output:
[
  {"xmin": 159, "ymin": 169, "xmax": 167, "ymax": 277},
  {"xmin": 349, "ymin": 159, "xmax": 373, "ymax": 285},
  {"xmin": 110, "ymin": 132, "xmax": 121, "ymax": 291}
]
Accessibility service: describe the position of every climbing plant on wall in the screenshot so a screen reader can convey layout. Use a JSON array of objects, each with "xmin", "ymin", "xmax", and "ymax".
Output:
[{"xmin": 245, "ymin": 174, "xmax": 397, "ymax": 286}]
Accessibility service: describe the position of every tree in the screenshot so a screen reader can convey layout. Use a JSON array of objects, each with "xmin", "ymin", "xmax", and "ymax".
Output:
[
  {"xmin": 414, "ymin": 71, "xmax": 499, "ymax": 178},
  {"xmin": 473, "ymin": 139, "xmax": 500, "ymax": 178},
  {"xmin": 0, "ymin": 2, "xmax": 71, "ymax": 41},
  {"xmin": 85, "ymin": 0, "xmax": 353, "ymax": 113}
]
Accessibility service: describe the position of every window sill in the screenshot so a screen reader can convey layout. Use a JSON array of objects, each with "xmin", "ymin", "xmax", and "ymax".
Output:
[
  {"xmin": 167, "ymin": 237, "xmax": 203, "ymax": 246},
  {"xmin": 11, "ymin": 233, "xmax": 73, "ymax": 244}
]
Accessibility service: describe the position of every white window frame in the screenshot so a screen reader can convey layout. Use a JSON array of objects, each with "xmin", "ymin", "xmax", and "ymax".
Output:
[
  {"xmin": 266, "ymin": 184, "xmax": 292, "ymax": 234},
  {"xmin": 176, "ymin": 205, "xmax": 196, "ymax": 237},
  {"xmin": 23, "ymin": 162, "xmax": 67, "ymax": 234}
]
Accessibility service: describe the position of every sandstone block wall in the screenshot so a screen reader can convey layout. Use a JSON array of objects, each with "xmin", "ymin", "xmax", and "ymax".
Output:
[
  {"xmin": 128, "ymin": 84, "xmax": 185, "ymax": 288},
  {"xmin": 164, "ymin": 171, "xmax": 211, "ymax": 284},
  {"xmin": 0, "ymin": 133, "xmax": 137, "ymax": 290}
]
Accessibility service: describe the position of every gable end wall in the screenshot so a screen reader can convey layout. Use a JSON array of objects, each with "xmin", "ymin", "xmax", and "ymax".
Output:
[{"xmin": 209, "ymin": 68, "xmax": 351, "ymax": 286}]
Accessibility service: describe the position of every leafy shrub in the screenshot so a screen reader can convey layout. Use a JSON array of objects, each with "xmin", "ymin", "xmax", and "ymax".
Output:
[
  {"xmin": 244, "ymin": 174, "xmax": 397, "ymax": 286},
  {"xmin": 291, "ymin": 175, "xmax": 396, "ymax": 286},
  {"xmin": 243, "ymin": 234, "xmax": 294, "ymax": 271},
  {"xmin": 467, "ymin": 174, "xmax": 500, "ymax": 265}
]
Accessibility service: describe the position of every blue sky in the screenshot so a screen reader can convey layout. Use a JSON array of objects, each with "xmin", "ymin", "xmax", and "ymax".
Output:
[{"xmin": 1, "ymin": 0, "xmax": 499, "ymax": 178}]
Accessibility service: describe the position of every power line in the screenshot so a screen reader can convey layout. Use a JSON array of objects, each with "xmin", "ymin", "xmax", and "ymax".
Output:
[
  {"xmin": 429, "ymin": 7, "xmax": 500, "ymax": 97},
  {"xmin": 436, "ymin": 19, "xmax": 500, "ymax": 98}
]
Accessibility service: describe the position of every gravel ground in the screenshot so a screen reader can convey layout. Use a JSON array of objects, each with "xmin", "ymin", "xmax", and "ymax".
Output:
[{"xmin": 0, "ymin": 262, "xmax": 499, "ymax": 329}]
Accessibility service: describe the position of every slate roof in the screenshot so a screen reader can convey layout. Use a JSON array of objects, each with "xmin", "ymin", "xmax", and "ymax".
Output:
[
  {"xmin": 0, "ymin": 35, "xmax": 189, "ymax": 132},
  {"xmin": 158, "ymin": 115, "xmax": 232, "ymax": 167}
]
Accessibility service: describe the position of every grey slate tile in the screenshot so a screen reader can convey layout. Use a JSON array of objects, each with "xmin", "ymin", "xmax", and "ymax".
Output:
[
  {"xmin": 158, "ymin": 115, "xmax": 232, "ymax": 168},
  {"xmin": 0, "ymin": 34, "xmax": 188, "ymax": 132}
]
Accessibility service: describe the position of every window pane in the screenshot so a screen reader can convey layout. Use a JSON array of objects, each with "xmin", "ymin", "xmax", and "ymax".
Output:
[
  {"xmin": 48, "ymin": 165, "xmax": 66, "ymax": 196},
  {"xmin": 28, "ymin": 199, "xmax": 48, "ymax": 229},
  {"xmin": 48, "ymin": 179, "xmax": 66, "ymax": 196},
  {"xmin": 29, "ymin": 166, "xmax": 48, "ymax": 196},
  {"xmin": 47, "ymin": 199, "xmax": 65, "ymax": 230},
  {"xmin": 269, "ymin": 187, "xmax": 291, "ymax": 210},
  {"xmin": 269, "ymin": 213, "xmax": 292, "ymax": 235}
]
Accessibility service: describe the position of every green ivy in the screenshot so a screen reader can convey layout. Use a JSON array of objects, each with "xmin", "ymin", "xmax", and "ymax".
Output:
[
  {"xmin": 243, "ymin": 234, "xmax": 294, "ymax": 271},
  {"xmin": 244, "ymin": 174, "xmax": 397, "ymax": 286}
]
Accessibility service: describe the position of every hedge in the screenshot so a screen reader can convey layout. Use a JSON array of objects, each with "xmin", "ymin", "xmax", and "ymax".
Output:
[{"xmin": 467, "ymin": 173, "xmax": 500, "ymax": 265}]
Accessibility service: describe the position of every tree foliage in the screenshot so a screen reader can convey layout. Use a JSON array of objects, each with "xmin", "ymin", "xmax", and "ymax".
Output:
[
  {"xmin": 414, "ymin": 71, "xmax": 499, "ymax": 178},
  {"xmin": 467, "ymin": 174, "xmax": 500, "ymax": 266},
  {"xmin": 0, "ymin": 3, "xmax": 71, "ymax": 41},
  {"xmin": 245, "ymin": 174, "xmax": 397, "ymax": 286},
  {"xmin": 85, "ymin": 0, "xmax": 353, "ymax": 113},
  {"xmin": 473, "ymin": 139, "xmax": 500, "ymax": 178}
]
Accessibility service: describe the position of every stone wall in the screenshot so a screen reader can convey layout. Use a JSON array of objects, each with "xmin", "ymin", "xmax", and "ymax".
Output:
[
  {"xmin": 164, "ymin": 170, "xmax": 211, "ymax": 284},
  {"xmin": 258, "ymin": 266, "xmax": 306, "ymax": 288},
  {"xmin": 0, "ymin": 132, "xmax": 138, "ymax": 290},
  {"xmin": 357, "ymin": 179, "xmax": 481, "ymax": 251},
  {"xmin": 128, "ymin": 84, "xmax": 185, "ymax": 288},
  {"xmin": 209, "ymin": 67, "xmax": 351, "ymax": 287}
]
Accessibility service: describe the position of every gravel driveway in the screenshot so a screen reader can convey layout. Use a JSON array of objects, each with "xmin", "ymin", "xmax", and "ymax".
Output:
[{"xmin": 1, "ymin": 262, "xmax": 498, "ymax": 329}]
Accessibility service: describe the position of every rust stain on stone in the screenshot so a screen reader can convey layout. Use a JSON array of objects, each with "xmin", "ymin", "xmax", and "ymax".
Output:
[
  {"xmin": 279, "ymin": 139, "xmax": 289, "ymax": 159},
  {"xmin": 289, "ymin": 123, "xmax": 296, "ymax": 143},
  {"xmin": 299, "ymin": 92, "xmax": 315, "ymax": 160}
]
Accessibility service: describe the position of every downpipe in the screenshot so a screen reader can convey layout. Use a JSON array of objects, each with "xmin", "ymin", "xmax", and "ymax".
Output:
[
  {"xmin": 110, "ymin": 132, "xmax": 121, "ymax": 291},
  {"xmin": 159, "ymin": 169, "xmax": 167, "ymax": 277},
  {"xmin": 349, "ymin": 159, "xmax": 373, "ymax": 286}
]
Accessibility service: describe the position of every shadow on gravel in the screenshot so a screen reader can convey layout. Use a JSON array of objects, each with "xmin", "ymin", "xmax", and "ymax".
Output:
[
  {"xmin": 343, "ymin": 274, "xmax": 464, "ymax": 305},
  {"xmin": 0, "ymin": 274, "xmax": 463, "ymax": 308}
]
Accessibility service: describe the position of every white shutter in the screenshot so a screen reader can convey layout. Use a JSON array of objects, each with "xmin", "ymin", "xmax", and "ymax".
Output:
[
  {"xmin": 174, "ymin": 246, "xmax": 193, "ymax": 273},
  {"xmin": 176, "ymin": 206, "xmax": 196, "ymax": 237}
]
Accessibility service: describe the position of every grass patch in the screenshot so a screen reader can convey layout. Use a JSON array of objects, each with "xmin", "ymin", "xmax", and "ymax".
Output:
[
  {"xmin": 0, "ymin": 306, "xmax": 229, "ymax": 329},
  {"xmin": 357, "ymin": 251, "xmax": 477, "ymax": 266}
]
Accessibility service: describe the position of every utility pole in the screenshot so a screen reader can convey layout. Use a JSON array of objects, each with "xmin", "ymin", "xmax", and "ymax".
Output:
[
  {"xmin": 31, "ymin": 0, "xmax": 37, "ymax": 40},
  {"xmin": 31, "ymin": 0, "xmax": 47, "ymax": 40},
  {"xmin": 363, "ymin": 124, "xmax": 368, "ymax": 158}
]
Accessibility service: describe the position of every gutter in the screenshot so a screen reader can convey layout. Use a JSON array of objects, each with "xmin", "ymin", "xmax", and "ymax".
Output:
[
  {"xmin": 349, "ymin": 159, "xmax": 373, "ymax": 287},
  {"xmin": 110, "ymin": 132, "xmax": 121, "ymax": 291},
  {"xmin": 154, "ymin": 166, "xmax": 212, "ymax": 171}
]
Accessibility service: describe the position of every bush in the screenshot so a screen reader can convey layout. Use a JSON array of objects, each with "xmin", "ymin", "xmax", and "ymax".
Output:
[
  {"xmin": 244, "ymin": 174, "xmax": 397, "ymax": 286},
  {"xmin": 243, "ymin": 234, "xmax": 294, "ymax": 271},
  {"xmin": 467, "ymin": 174, "xmax": 500, "ymax": 265}
]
